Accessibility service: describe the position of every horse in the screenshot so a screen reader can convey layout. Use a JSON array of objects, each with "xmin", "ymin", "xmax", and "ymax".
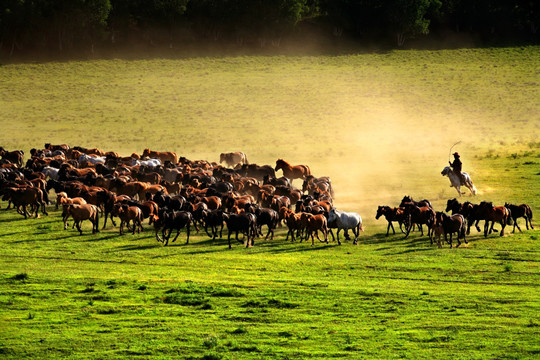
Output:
[
  {"xmin": 477, "ymin": 201, "xmax": 512, "ymax": 237},
  {"xmin": 220, "ymin": 152, "xmax": 249, "ymax": 168},
  {"xmin": 328, "ymin": 208, "xmax": 364, "ymax": 245},
  {"xmin": 435, "ymin": 212, "xmax": 467, "ymax": 248},
  {"xmin": 142, "ymin": 149, "xmax": 178, "ymax": 165},
  {"xmin": 0, "ymin": 147, "xmax": 24, "ymax": 167},
  {"xmin": 400, "ymin": 196, "xmax": 432, "ymax": 209},
  {"xmin": 504, "ymin": 203, "xmax": 533, "ymax": 233},
  {"xmin": 402, "ymin": 204, "xmax": 435, "ymax": 239},
  {"xmin": 132, "ymin": 158, "xmax": 161, "ymax": 168},
  {"xmin": 275, "ymin": 159, "xmax": 311, "ymax": 182},
  {"xmin": 375, "ymin": 205, "xmax": 406, "ymax": 236},
  {"xmin": 62, "ymin": 204, "xmax": 99, "ymax": 235},
  {"xmin": 441, "ymin": 166, "xmax": 477, "ymax": 196}
]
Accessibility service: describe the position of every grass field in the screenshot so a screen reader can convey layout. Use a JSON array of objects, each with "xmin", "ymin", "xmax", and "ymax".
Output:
[{"xmin": 0, "ymin": 47, "xmax": 539, "ymax": 359}]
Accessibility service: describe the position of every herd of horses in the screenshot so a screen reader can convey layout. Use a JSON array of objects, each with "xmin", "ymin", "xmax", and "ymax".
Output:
[
  {"xmin": 0, "ymin": 145, "xmax": 534, "ymax": 249},
  {"xmin": 376, "ymin": 196, "xmax": 533, "ymax": 248}
]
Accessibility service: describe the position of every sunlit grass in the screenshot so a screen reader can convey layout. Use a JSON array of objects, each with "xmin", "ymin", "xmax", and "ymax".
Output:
[{"xmin": 0, "ymin": 47, "xmax": 539, "ymax": 359}]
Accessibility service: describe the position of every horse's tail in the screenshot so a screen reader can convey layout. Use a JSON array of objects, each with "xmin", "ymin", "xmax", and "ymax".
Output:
[
  {"xmin": 526, "ymin": 205, "xmax": 533, "ymax": 221},
  {"xmin": 506, "ymin": 208, "xmax": 513, "ymax": 226},
  {"xmin": 460, "ymin": 217, "xmax": 467, "ymax": 238},
  {"xmin": 466, "ymin": 175, "xmax": 477, "ymax": 195},
  {"xmin": 471, "ymin": 183, "xmax": 477, "ymax": 196}
]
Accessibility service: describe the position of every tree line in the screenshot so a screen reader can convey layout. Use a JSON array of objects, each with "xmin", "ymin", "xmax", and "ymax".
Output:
[{"xmin": 1, "ymin": 0, "xmax": 538, "ymax": 57}]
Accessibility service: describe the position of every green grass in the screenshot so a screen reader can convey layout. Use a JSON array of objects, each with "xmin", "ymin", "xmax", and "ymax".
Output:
[{"xmin": 0, "ymin": 47, "xmax": 539, "ymax": 359}]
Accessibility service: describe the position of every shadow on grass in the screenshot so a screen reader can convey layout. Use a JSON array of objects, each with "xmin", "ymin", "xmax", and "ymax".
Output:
[{"xmin": 115, "ymin": 243, "xmax": 161, "ymax": 251}]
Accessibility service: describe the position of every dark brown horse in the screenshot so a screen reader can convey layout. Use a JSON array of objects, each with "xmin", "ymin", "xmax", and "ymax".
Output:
[
  {"xmin": 2, "ymin": 187, "xmax": 47, "ymax": 218},
  {"xmin": 275, "ymin": 159, "xmax": 311, "ymax": 182},
  {"xmin": 0, "ymin": 147, "xmax": 24, "ymax": 167},
  {"xmin": 402, "ymin": 204, "xmax": 435, "ymax": 239},
  {"xmin": 435, "ymin": 212, "xmax": 467, "ymax": 248},
  {"xmin": 400, "ymin": 195, "xmax": 432, "ymax": 209},
  {"xmin": 375, "ymin": 205, "xmax": 406, "ymax": 236},
  {"xmin": 477, "ymin": 201, "xmax": 512, "ymax": 237},
  {"xmin": 504, "ymin": 203, "xmax": 533, "ymax": 233}
]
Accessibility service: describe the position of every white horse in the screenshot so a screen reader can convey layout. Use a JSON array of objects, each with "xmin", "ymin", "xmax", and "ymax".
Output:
[
  {"xmin": 41, "ymin": 166, "xmax": 59, "ymax": 180},
  {"xmin": 327, "ymin": 208, "xmax": 364, "ymax": 245},
  {"xmin": 79, "ymin": 154, "xmax": 106, "ymax": 166},
  {"xmin": 441, "ymin": 166, "xmax": 477, "ymax": 196},
  {"xmin": 132, "ymin": 158, "xmax": 161, "ymax": 167}
]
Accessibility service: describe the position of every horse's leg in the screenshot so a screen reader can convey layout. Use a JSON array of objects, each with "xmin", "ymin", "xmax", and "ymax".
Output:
[
  {"xmin": 172, "ymin": 228, "xmax": 181, "ymax": 243},
  {"xmin": 475, "ymin": 220, "xmax": 482, "ymax": 233},
  {"xmin": 500, "ymin": 220, "xmax": 506, "ymax": 237},
  {"xmin": 404, "ymin": 222, "xmax": 412, "ymax": 239},
  {"xmin": 514, "ymin": 218, "xmax": 522, "ymax": 233},
  {"xmin": 483, "ymin": 221, "xmax": 489, "ymax": 238}
]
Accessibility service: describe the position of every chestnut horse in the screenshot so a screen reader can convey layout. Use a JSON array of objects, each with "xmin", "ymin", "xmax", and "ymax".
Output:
[
  {"xmin": 142, "ymin": 148, "xmax": 178, "ymax": 165},
  {"xmin": 477, "ymin": 201, "xmax": 512, "ymax": 237},
  {"xmin": 275, "ymin": 159, "xmax": 311, "ymax": 182}
]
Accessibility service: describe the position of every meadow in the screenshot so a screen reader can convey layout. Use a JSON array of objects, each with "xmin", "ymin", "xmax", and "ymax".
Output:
[{"xmin": 0, "ymin": 47, "xmax": 539, "ymax": 359}]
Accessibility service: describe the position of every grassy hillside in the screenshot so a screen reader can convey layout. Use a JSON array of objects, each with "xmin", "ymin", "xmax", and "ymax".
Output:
[{"xmin": 0, "ymin": 47, "xmax": 539, "ymax": 359}]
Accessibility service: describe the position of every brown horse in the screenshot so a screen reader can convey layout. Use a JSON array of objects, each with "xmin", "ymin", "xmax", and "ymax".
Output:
[
  {"xmin": 402, "ymin": 204, "xmax": 435, "ymax": 239},
  {"xmin": 142, "ymin": 149, "xmax": 178, "ymax": 164},
  {"xmin": 435, "ymin": 212, "xmax": 467, "ymax": 248},
  {"xmin": 0, "ymin": 147, "xmax": 24, "ymax": 167},
  {"xmin": 275, "ymin": 159, "xmax": 311, "ymax": 182},
  {"xmin": 477, "ymin": 201, "xmax": 512, "ymax": 237},
  {"xmin": 375, "ymin": 205, "xmax": 406, "ymax": 236},
  {"xmin": 504, "ymin": 203, "xmax": 533, "ymax": 233}
]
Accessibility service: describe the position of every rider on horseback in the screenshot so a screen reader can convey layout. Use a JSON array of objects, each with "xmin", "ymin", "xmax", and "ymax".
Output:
[{"xmin": 449, "ymin": 152, "xmax": 466, "ymax": 185}]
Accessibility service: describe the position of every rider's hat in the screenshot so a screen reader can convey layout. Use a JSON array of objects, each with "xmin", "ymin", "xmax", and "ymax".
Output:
[{"xmin": 453, "ymin": 152, "xmax": 460, "ymax": 157}]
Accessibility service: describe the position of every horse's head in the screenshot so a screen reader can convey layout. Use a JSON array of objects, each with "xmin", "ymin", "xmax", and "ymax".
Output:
[
  {"xmin": 445, "ymin": 198, "xmax": 457, "ymax": 212},
  {"xmin": 441, "ymin": 167, "xmax": 451, "ymax": 176},
  {"xmin": 275, "ymin": 159, "xmax": 284, "ymax": 171},
  {"xmin": 375, "ymin": 206, "xmax": 384, "ymax": 219}
]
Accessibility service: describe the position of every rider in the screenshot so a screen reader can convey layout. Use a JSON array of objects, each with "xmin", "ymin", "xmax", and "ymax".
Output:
[{"xmin": 449, "ymin": 152, "xmax": 466, "ymax": 184}]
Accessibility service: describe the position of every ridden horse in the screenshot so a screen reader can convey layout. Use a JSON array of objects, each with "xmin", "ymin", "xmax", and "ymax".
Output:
[
  {"xmin": 275, "ymin": 159, "xmax": 311, "ymax": 182},
  {"xmin": 435, "ymin": 212, "xmax": 467, "ymax": 248},
  {"xmin": 220, "ymin": 152, "xmax": 249, "ymax": 168},
  {"xmin": 375, "ymin": 206, "xmax": 406, "ymax": 236},
  {"xmin": 504, "ymin": 203, "xmax": 534, "ymax": 233},
  {"xmin": 441, "ymin": 166, "xmax": 477, "ymax": 196},
  {"xmin": 328, "ymin": 208, "xmax": 364, "ymax": 245},
  {"xmin": 477, "ymin": 201, "xmax": 512, "ymax": 237}
]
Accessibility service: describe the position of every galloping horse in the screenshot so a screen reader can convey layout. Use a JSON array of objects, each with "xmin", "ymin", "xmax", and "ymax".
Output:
[
  {"xmin": 441, "ymin": 166, "xmax": 477, "ymax": 196},
  {"xmin": 328, "ymin": 208, "xmax": 364, "ymax": 245},
  {"xmin": 504, "ymin": 203, "xmax": 534, "ymax": 233},
  {"xmin": 275, "ymin": 159, "xmax": 311, "ymax": 182},
  {"xmin": 477, "ymin": 201, "xmax": 512, "ymax": 237}
]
